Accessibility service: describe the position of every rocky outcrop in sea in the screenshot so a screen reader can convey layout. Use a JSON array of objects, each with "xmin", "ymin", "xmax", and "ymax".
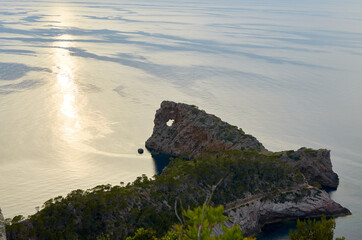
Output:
[
  {"xmin": 146, "ymin": 101, "xmax": 339, "ymax": 189},
  {"xmin": 0, "ymin": 208, "xmax": 6, "ymax": 240},
  {"xmin": 146, "ymin": 101, "xmax": 267, "ymax": 158}
]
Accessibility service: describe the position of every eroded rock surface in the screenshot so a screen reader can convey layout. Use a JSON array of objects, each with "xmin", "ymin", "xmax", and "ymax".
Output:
[
  {"xmin": 146, "ymin": 101, "xmax": 267, "ymax": 158},
  {"xmin": 0, "ymin": 208, "xmax": 6, "ymax": 240}
]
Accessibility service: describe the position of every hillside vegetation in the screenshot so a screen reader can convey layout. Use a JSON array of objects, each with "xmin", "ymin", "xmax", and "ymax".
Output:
[{"xmin": 6, "ymin": 150, "xmax": 304, "ymax": 240}]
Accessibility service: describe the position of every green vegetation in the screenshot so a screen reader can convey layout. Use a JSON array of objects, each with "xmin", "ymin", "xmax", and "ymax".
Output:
[
  {"xmin": 125, "ymin": 204, "xmax": 255, "ymax": 240},
  {"xmin": 96, "ymin": 207, "xmax": 345, "ymax": 240},
  {"xmin": 125, "ymin": 228, "xmax": 158, "ymax": 240},
  {"xmin": 171, "ymin": 204, "xmax": 253, "ymax": 240},
  {"xmin": 6, "ymin": 150, "xmax": 306, "ymax": 240},
  {"xmin": 289, "ymin": 215, "xmax": 345, "ymax": 240}
]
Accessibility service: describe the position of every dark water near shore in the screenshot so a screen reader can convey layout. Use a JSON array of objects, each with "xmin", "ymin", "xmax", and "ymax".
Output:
[{"xmin": 0, "ymin": 0, "xmax": 361, "ymax": 239}]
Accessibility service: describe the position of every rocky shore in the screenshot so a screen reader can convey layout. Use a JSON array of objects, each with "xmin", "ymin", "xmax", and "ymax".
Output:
[{"xmin": 216, "ymin": 189, "xmax": 350, "ymax": 236}]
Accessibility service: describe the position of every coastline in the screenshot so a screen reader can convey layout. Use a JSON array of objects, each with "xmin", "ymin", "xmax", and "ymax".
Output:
[
  {"xmin": 4, "ymin": 101, "xmax": 352, "ymax": 239},
  {"xmin": 147, "ymin": 101, "xmax": 351, "ymax": 237}
]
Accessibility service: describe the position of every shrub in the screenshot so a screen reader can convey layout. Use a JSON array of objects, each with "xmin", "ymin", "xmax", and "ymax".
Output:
[{"xmin": 289, "ymin": 215, "xmax": 345, "ymax": 240}]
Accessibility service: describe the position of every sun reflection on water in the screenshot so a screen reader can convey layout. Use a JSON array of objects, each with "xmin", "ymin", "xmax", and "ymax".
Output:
[
  {"xmin": 50, "ymin": 25, "xmax": 143, "ymax": 161},
  {"xmin": 52, "ymin": 35, "xmax": 118, "ymax": 158},
  {"xmin": 53, "ymin": 35, "xmax": 84, "ymax": 145},
  {"xmin": 57, "ymin": 69, "xmax": 77, "ymax": 119}
]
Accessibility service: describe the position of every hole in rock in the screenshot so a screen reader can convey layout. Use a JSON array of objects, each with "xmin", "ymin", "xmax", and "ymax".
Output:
[{"xmin": 166, "ymin": 119, "xmax": 175, "ymax": 127}]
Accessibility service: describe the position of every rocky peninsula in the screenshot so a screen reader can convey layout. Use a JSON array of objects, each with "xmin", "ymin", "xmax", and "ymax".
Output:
[
  {"xmin": 5, "ymin": 101, "xmax": 350, "ymax": 239},
  {"xmin": 146, "ymin": 101, "xmax": 349, "ymax": 234},
  {"xmin": 146, "ymin": 101, "xmax": 339, "ymax": 189}
]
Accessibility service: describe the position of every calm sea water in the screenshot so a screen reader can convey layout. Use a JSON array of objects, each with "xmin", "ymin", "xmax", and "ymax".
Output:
[{"xmin": 0, "ymin": 0, "xmax": 361, "ymax": 239}]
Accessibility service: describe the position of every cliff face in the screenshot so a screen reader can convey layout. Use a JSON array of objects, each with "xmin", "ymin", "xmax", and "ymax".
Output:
[
  {"xmin": 146, "ymin": 101, "xmax": 339, "ymax": 189},
  {"xmin": 0, "ymin": 208, "xmax": 6, "ymax": 240},
  {"xmin": 215, "ymin": 189, "xmax": 350, "ymax": 236},
  {"xmin": 146, "ymin": 101, "xmax": 267, "ymax": 158},
  {"xmin": 278, "ymin": 148, "xmax": 339, "ymax": 189}
]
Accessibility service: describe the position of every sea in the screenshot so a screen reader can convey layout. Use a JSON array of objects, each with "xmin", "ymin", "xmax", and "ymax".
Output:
[{"xmin": 0, "ymin": 0, "xmax": 361, "ymax": 239}]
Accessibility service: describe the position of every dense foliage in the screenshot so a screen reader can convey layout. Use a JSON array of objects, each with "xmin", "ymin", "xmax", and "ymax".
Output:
[
  {"xmin": 289, "ymin": 215, "xmax": 345, "ymax": 240},
  {"xmin": 6, "ymin": 150, "xmax": 305, "ymax": 240}
]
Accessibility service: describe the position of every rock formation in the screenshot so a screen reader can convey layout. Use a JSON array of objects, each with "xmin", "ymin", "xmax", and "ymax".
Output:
[
  {"xmin": 0, "ymin": 208, "xmax": 6, "ymax": 240},
  {"xmin": 146, "ymin": 101, "xmax": 339, "ymax": 189},
  {"xmin": 144, "ymin": 101, "xmax": 350, "ymax": 236},
  {"xmin": 146, "ymin": 101, "xmax": 267, "ymax": 158},
  {"xmin": 214, "ymin": 189, "xmax": 350, "ymax": 236},
  {"xmin": 278, "ymin": 148, "xmax": 339, "ymax": 189}
]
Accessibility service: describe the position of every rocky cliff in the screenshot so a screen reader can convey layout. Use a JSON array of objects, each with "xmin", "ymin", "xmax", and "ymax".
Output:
[
  {"xmin": 146, "ymin": 101, "xmax": 267, "ymax": 158},
  {"xmin": 146, "ymin": 101, "xmax": 339, "ymax": 189},
  {"xmin": 277, "ymin": 148, "xmax": 339, "ymax": 189},
  {"xmin": 0, "ymin": 208, "xmax": 6, "ymax": 240},
  {"xmin": 215, "ymin": 189, "xmax": 350, "ymax": 236}
]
